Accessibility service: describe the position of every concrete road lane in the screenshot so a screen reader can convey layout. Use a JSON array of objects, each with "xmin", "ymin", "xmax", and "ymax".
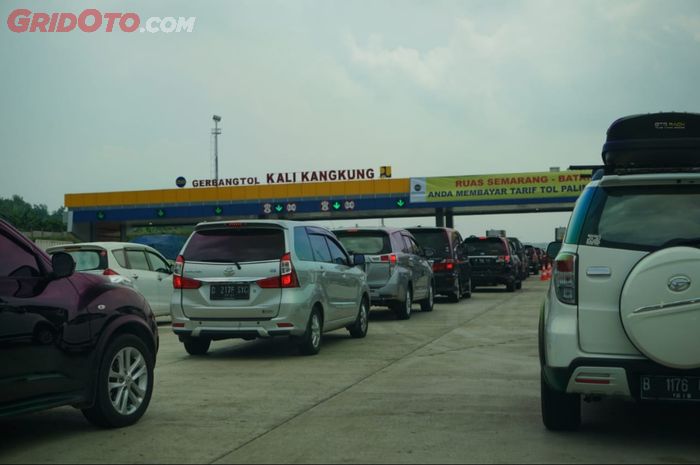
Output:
[{"xmin": 1, "ymin": 279, "xmax": 699, "ymax": 464}]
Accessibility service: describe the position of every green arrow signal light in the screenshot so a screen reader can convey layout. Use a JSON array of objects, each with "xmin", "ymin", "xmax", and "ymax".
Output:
[
  {"xmin": 332, "ymin": 202, "xmax": 341, "ymax": 210},
  {"xmin": 275, "ymin": 204, "xmax": 284, "ymax": 212},
  {"xmin": 97, "ymin": 211, "xmax": 105, "ymax": 220},
  {"xmin": 214, "ymin": 206, "xmax": 223, "ymax": 215},
  {"xmin": 156, "ymin": 209, "xmax": 166, "ymax": 217},
  {"xmin": 396, "ymin": 199, "xmax": 406, "ymax": 208}
]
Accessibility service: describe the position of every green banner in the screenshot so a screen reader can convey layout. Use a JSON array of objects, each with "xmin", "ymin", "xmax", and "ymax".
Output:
[{"xmin": 410, "ymin": 170, "xmax": 590, "ymax": 203}]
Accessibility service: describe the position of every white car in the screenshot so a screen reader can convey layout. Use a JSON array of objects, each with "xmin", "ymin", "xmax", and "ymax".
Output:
[
  {"xmin": 540, "ymin": 112, "xmax": 700, "ymax": 430},
  {"xmin": 47, "ymin": 242, "xmax": 174, "ymax": 317}
]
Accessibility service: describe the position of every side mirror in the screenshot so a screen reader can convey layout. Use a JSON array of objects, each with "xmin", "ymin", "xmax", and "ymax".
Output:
[
  {"xmin": 423, "ymin": 248, "xmax": 435, "ymax": 259},
  {"xmin": 546, "ymin": 241, "xmax": 562, "ymax": 260},
  {"xmin": 352, "ymin": 254, "xmax": 366, "ymax": 267},
  {"xmin": 51, "ymin": 252, "xmax": 75, "ymax": 279}
]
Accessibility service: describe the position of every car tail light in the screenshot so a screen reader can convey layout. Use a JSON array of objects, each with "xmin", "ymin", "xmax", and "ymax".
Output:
[
  {"xmin": 172, "ymin": 255, "xmax": 202, "ymax": 289},
  {"xmin": 103, "ymin": 268, "xmax": 120, "ymax": 276},
  {"xmin": 380, "ymin": 254, "xmax": 397, "ymax": 264},
  {"xmin": 553, "ymin": 252, "xmax": 577, "ymax": 305},
  {"xmin": 257, "ymin": 252, "xmax": 300, "ymax": 289},
  {"xmin": 496, "ymin": 255, "xmax": 511, "ymax": 264},
  {"xmin": 433, "ymin": 259, "xmax": 455, "ymax": 272}
]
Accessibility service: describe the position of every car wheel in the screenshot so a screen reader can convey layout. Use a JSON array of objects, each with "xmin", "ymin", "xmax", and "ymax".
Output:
[
  {"xmin": 506, "ymin": 279, "xmax": 516, "ymax": 292},
  {"xmin": 82, "ymin": 334, "xmax": 154, "ymax": 428},
  {"xmin": 395, "ymin": 287, "xmax": 412, "ymax": 320},
  {"xmin": 298, "ymin": 308, "xmax": 323, "ymax": 355},
  {"xmin": 420, "ymin": 283, "xmax": 434, "ymax": 312},
  {"xmin": 516, "ymin": 280, "xmax": 522, "ymax": 290},
  {"xmin": 348, "ymin": 298, "xmax": 369, "ymax": 338},
  {"xmin": 183, "ymin": 337, "xmax": 211, "ymax": 356},
  {"xmin": 463, "ymin": 278, "xmax": 472, "ymax": 298},
  {"xmin": 541, "ymin": 371, "xmax": 581, "ymax": 431}
]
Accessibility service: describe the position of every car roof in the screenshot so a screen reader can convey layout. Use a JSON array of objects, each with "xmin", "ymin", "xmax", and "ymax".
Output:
[
  {"xmin": 46, "ymin": 242, "xmax": 161, "ymax": 253},
  {"xmin": 194, "ymin": 219, "xmax": 325, "ymax": 230},
  {"xmin": 333, "ymin": 226, "xmax": 409, "ymax": 234}
]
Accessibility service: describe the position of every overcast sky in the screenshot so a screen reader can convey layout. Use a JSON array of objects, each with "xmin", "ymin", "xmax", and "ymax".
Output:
[{"xmin": 2, "ymin": 0, "xmax": 699, "ymax": 243}]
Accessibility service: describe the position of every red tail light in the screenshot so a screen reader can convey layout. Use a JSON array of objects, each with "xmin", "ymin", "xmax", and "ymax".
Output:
[
  {"xmin": 553, "ymin": 252, "xmax": 577, "ymax": 305},
  {"xmin": 496, "ymin": 255, "xmax": 511, "ymax": 264},
  {"xmin": 433, "ymin": 259, "xmax": 455, "ymax": 272},
  {"xmin": 380, "ymin": 254, "xmax": 397, "ymax": 264},
  {"xmin": 103, "ymin": 268, "xmax": 119, "ymax": 276},
  {"xmin": 172, "ymin": 255, "xmax": 202, "ymax": 289},
  {"xmin": 257, "ymin": 252, "xmax": 300, "ymax": 289}
]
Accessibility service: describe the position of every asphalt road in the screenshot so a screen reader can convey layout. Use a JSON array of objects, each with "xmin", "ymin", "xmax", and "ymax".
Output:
[{"xmin": 1, "ymin": 279, "xmax": 699, "ymax": 464}]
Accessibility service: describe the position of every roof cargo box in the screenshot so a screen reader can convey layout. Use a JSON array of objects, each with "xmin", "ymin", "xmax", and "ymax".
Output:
[{"xmin": 602, "ymin": 112, "xmax": 700, "ymax": 172}]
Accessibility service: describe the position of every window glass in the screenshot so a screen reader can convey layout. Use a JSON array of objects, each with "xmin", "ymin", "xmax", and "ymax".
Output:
[
  {"xmin": 0, "ymin": 232, "xmax": 39, "ymax": 277},
  {"xmin": 334, "ymin": 230, "xmax": 392, "ymax": 255},
  {"xmin": 112, "ymin": 249, "xmax": 128, "ymax": 268},
  {"xmin": 61, "ymin": 250, "xmax": 105, "ymax": 271},
  {"xmin": 579, "ymin": 185, "xmax": 700, "ymax": 251},
  {"xmin": 147, "ymin": 251, "xmax": 171, "ymax": 273},
  {"xmin": 126, "ymin": 250, "xmax": 150, "ymax": 271},
  {"xmin": 294, "ymin": 227, "xmax": 314, "ymax": 261},
  {"xmin": 464, "ymin": 238, "xmax": 507, "ymax": 256},
  {"xmin": 308, "ymin": 234, "xmax": 332, "ymax": 263},
  {"xmin": 409, "ymin": 229, "xmax": 450, "ymax": 258},
  {"xmin": 184, "ymin": 228, "xmax": 285, "ymax": 262},
  {"xmin": 326, "ymin": 237, "xmax": 348, "ymax": 266},
  {"xmin": 401, "ymin": 236, "xmax": 414, "ymax": 254}
]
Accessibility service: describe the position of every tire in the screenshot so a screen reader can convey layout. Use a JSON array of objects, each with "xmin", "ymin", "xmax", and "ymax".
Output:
[
  {"xmin": 395, "ymin": 287, "xmax": 412, "ymax": 320},
  {"xmin": 82, "ymin": 334, "xmax": 154, "ymax": 428},
  {"xmin": 348, "ymin": 298, "xmax": 369, "ymax": 338},
  {"xmin": 420, "ymin": 283, "xmax": 434, "ymax": 312},
  {"xmin": 506, "ymin": 279, "xmax": 516, "ymax": 292},
  {"xmin": 183, "ymin": 337, "xmax": 211, "ymax": 356},
  {"xmin": 516, "ymin": 280, "xmax": 522, "ymax": 290},
  {"xmin": 463, "ymin": 278, "xmax": 472, "ymax": 299},
  {"xmin": 541, "ymin": 371, "xmax": 581, "ymax": 431},
  {"xmin": 298, "ymin": 308, "xmax": 323, "ymax": 355}
]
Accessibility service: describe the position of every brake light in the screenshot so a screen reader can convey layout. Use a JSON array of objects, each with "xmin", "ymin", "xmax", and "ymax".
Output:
[
  {"xmin": 553, "ymin": 252, "xmax": 577, "ymax": 305},
  {"xmin": 172, "ymin": 255, "xmax": 202, "ymax": 289},
  {"xmin": 380, "ymin": 254, "xmax": 397, "ymax": 264},
  {"xmin": 257, "ymin": 252, "xmax": 300, "ymax": 289},
  {"xmin": 496, "ymin": 255, "xmax": 511, "ymax": 264},
  {"xmin": 103, "ymin": 268, "xmax": 119, "ymax": 276},
  {"xmin": 433, "ymin": 259, "xmax": 456, "ymax": 272}
]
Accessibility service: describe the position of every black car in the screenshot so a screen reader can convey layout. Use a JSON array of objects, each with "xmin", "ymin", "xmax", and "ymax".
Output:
[
  {"xmin": 406, "ymin": 227, "xmax": 472, "ymax": 302},
  {"xmin": 508, "ymin": 237, "xmax": 530, "ymax": 280},
  {"xmin": 0, "ymin": 218, "xmax": 158, "ymax": 427},
  {"xmin": 523, "ymin": 244, "xmax": 541, "ymax": 274},
  {"xmin": 463, "ymin": 236, "xmax": 521, "ymax": 292}
]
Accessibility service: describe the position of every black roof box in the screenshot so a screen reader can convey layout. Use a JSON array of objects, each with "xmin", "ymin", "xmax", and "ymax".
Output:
[{"xmin": 602, "ymin": 112, "xmax": 700, "ymax": 172}]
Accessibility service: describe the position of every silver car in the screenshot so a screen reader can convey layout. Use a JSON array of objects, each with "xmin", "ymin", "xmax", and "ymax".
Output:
[
  {"xmin": 170, "ymin": 220, "xmax": 370, "ymax": 356},
  {"xmin": 333, "ymin": 227, "xmax": 434, "ymax": 320}
]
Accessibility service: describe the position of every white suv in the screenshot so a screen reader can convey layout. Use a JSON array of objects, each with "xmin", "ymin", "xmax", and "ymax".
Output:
[{"xmin": 540, "ymin": 112, "xmax": 700, "ymax": 430}]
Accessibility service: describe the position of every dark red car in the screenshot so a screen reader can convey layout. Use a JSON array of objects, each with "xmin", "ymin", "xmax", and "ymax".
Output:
[{"xmin": 0, "ymin": 218, "xmax": 158, "ymax": 427}]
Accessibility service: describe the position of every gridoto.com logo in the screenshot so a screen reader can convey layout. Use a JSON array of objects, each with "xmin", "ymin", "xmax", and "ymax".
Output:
[{"xmin": 7, "ymin": 9, "xmax": 196, "ymax": 33}]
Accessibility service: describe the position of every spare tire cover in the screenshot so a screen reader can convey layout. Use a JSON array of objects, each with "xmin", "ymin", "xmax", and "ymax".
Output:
[{"xmin": 620, "ymin": 246, "xmax": 700, "ymax": 369}]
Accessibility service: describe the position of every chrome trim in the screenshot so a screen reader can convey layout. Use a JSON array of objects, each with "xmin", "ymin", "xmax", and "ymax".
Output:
[
  {"xmin": 632, "ymin": 298, "xmax": 700, "ymax": 314},
  {"xmin": 586, "ymin": 266, "xmax": 611, "ymax": 277}
]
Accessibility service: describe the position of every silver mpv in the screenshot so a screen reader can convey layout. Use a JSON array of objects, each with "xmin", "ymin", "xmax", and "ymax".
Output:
[{"xmin": 170, "ymin": 220, "xmax": 370, "ymax": 356}]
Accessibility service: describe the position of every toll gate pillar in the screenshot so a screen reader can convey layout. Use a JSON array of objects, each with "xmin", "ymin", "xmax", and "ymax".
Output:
[{"xmin": 435, "ymin": 208, "xmax": 445, "ymax": 227}]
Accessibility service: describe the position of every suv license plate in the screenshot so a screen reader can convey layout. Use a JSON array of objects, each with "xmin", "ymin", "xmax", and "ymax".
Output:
[
  {"xmin": 210, "ymin": 283, "xmax": 250, "ymax": 301},
  {"xmin": 640, "ymin": 375, "xmax": 700, "ymax": 401}
]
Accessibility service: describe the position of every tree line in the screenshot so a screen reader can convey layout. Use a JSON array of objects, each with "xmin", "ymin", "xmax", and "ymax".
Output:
[{"xmin": 0, "ymin": 195, "xmax": 66, "ymax": 232}]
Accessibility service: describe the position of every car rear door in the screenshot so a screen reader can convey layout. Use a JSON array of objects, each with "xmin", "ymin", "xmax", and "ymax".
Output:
[
  {"xmin": 575, "ymin": 182, "xmax": 700, "ymax": 356},
  {"xmin": 144, "ymin": 250, "xmax": 174, "ymax": 317},
  {"xmin": 176, "ymin": 224, "xmax": 286, "ymax": 320},
  {"xmin": 335, "ymin": 230, "xmax": 394, "ymax": 290},
  {"xmin": 402, "ymin": 233, "xmax": 430, "ymax": 299}
]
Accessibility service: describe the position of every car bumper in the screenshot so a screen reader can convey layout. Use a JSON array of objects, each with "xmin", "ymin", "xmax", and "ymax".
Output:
[
  {"xmin": 470, "ymin": 269, "xmax": 513, "ymax": 286},
  {"xmin": 433, "ymin": 272, "xmax": 458, "ymax": 295},
  {"xmin": 170, "ymin": 300, "xmax": 310, "ymax": 339}
]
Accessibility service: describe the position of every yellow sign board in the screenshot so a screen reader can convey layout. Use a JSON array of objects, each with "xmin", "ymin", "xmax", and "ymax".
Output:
[{"xmin": 410, "ymin": 170, "xmax": 590, "ymax": 203}]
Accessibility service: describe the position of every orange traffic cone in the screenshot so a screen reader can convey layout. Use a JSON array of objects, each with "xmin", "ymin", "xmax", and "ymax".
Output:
[
  {"xmin": 545, "ymin": 264, "xmax": 552, "ymax": 281},
  {"xmin": 540, "ymin": 265, "xmax": 548, "ymax": 281}
]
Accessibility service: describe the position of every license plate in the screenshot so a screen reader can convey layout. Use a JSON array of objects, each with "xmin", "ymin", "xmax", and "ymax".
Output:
[
  {"xmin": 210, "ymin": 283, "xmax": 250, "ymax": 300},
  {"xmin": 640, "ymin": 375, "xmax": 700, "ymax": 401}
]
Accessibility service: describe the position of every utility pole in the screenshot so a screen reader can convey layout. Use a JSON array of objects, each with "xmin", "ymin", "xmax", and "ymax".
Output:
[{"xmin": 212, "ymin": 115, "xmax": 222, "ymax": 181}]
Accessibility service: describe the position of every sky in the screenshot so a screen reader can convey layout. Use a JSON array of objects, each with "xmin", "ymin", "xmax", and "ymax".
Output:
[{"xmin": 2, "ymin": 0, "xmax": 699, "ymax": 244}]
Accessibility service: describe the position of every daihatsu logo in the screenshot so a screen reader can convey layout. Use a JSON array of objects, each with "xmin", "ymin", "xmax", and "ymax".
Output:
[
  {"xmin": 223, "ymin": 267, "xmax": 236, "ymax": 277},
  {"xmin": 668, "ymin": 275, "xmax": 691, "ymax": 292}
]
